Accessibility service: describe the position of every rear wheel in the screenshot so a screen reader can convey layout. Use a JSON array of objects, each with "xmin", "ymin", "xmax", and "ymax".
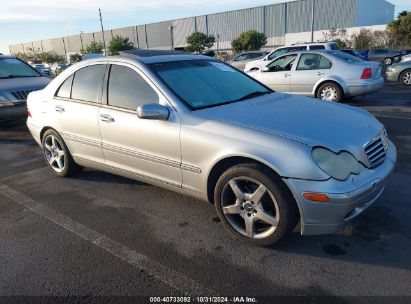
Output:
[
  {"xmin": 214, "ymin": 163, "xmax": 298, "ymax": 247},
  {"xmin": 383, "ymin": 57, "xmax": 393, "ymax": 65},
  {"xmin": 42, "ymin": 129, "xmax": 82, "ymax": 177},
  {"xmin": 317, "ymin": 82, "xmax": 343, "ymax": 102},
  {"xmin": 400, "ymin": 69, "xmax": 411, "ymax": 86}
]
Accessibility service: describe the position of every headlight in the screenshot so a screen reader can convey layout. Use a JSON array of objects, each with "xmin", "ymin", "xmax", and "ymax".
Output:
[
  {"xmin": 0, "ymin": 93, "xmax": 14, "ymax": 107},
  {"xmin": 312, "ymin": 147, "xmax": 361, "ymax": 181}
]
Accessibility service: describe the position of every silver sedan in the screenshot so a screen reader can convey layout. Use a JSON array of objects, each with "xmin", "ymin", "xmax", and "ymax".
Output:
[
  {"xmin": 27, "ymin": 54, "xmax": 396, "ymax": 246},
  {"xmin": 246, "ymin": 50, "xmax": 384, "ymax": 102}
]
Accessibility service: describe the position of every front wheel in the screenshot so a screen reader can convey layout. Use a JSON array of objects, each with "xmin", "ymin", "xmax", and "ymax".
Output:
[
  {"xmin": 317, "ymin": 82, "xmax": 343, "ymax": 102},
  {"xmin": 400, "ymin": 69, "xmax": 411, "ymax": 86},
  {"xmin": 42, "ymin": 129, "xmax": 82, "ymax": 177},
  {"xmin": 214, "ymin": 163, "xmax": 298, "ymax": 247}
]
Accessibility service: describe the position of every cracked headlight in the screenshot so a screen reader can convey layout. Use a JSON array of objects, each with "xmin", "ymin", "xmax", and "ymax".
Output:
[{"xmin": 312, "ymin": 147, "xmax": 362, "ymax": 181}]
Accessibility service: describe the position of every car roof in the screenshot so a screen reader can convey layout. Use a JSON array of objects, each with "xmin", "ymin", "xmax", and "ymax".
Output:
[{"xmin": 0, "ymin": 55, "xmax": 16, "ymax": 59}]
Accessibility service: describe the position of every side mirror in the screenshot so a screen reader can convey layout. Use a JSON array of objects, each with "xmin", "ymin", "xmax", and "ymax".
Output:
[
  {"xmin": 262, "ymin": 67, "xmax": 270, "ymax": 72},
  {"xmin": 137, "ymin": 103, "xmax": 169, "ymax": 121}
]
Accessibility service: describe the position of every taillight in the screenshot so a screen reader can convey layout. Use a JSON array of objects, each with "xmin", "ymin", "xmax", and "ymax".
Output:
[
  {"xmin": 27, "ymin": 109, "xmax": 32, "ymax": 117},
  {"xmin": 361, "ymin": 68, "xmax": 372, "ymax": 79}
]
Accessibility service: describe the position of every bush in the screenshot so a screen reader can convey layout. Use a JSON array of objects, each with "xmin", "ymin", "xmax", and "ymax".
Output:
[
  {"xmin": 81, "ymin": 41, "xmax": 103, "ymax": 55},
  {"xmin": 231, "ymin": 30, "xmax": 267, "ymax": 53},
  {"xmin": 107, "ymin": 35, "xmax": 134, "ymax": 55},
  {"xmin": 185, "ymin": 32, "xmax": 215, "ymax": 53}
]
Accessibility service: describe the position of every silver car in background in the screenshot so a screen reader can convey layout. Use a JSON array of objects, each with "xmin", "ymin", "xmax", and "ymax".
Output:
[
  {"xmin": 27, "ymin": 54, "xmax": 396, "ymax": 246},
  {"xmin": 228, "ymin": 51, "xmax": 267, "ymax": 71},
  {"xmin": 247, "ymin": 50, "xmax": 384, "ymax": 102},
  {"xmin": 0, "ymin": 55, "xmax": 50, "ymax": 123}
]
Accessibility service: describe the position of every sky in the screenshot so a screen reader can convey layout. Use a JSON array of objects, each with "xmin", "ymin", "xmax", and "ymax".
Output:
[{"xmin": 0, "ymin": 0, "xmax": 410, "ymax": 54}]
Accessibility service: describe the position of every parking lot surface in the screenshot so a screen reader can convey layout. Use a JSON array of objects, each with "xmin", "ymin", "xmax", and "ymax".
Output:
[{"xmin": 0, "ymin": 81, "xmax": 410, "ymax": 301}]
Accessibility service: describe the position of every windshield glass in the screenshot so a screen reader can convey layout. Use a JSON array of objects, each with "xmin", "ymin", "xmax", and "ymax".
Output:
[
  {"xmin": 149, "ymin": 59, "xmax": 271, "ymax": 110},
  {"xmin": 330, "ymin": 51, "xmax": 362, "ymax": 63},
  {"xmin": 330, "ymin": 43, "xmax": 340, "ymax": 50},
  {"xmin": 0, "ymin": 58, "xmax": 41, "ymax": 79}
]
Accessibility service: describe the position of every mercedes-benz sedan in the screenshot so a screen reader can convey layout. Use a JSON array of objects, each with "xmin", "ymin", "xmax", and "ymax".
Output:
[{"xmin": 27, "ymin": 54, "xmax": 396, "ymax": 246}]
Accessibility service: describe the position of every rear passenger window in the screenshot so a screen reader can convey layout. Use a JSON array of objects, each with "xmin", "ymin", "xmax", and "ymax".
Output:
[
  {"xmin": 56, "ymin": 74, "xmax": 73, "ymax": 98},
  {"xmin": 297, "ymin": 54, "xmax": 332, "ymax": 70},
  {"xmin": 108, "ymin": 65, "xmax": 159, "ymax": 111},
  {"xmin": 71, "ymin": 65, "xmax": 105, "ymax": 103}
]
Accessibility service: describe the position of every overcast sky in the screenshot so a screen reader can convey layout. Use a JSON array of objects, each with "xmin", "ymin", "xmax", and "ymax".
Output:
[{"xmin": 0, "ymin": 0, "xmax": 409, "ymax": 54}]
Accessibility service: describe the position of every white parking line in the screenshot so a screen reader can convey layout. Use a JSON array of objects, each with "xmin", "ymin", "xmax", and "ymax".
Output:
[{"xmin": 0, "ymin": 185, "xmax": 213, "ymax": 296}]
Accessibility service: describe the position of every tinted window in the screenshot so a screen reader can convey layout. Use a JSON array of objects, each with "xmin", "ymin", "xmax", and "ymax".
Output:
[
  {"xmin": 309, "ymin": 45, "xmax": 325, "ymax": 50},
  {"xmin": 297, "ymin": 54, "xmax": 332, "ymax": 70},
  {"xmin": 248, "ymin": 53, "xmax": 264, "ymax": 59},
  {"xmin": 267, "ymin": 54, "xmax": 298, "ymax": 71},
  {"xmin": 233, "ymin": 54, "xmax": 247, "ymax": 61},
  {"xmin": 289, "ymin": 46, "xmax": 307, "ymax": 51},
  {"xmin": 56, "ymin": 74, "xmax": 73, "ymax": 98},
  {"xmin": 0, "ymin": 58, "xmax": 41, "ymax": 79},
  {"xmin": 149, "ymin": 60, "xmax": 270, "ymax": 110},
  {"xmin": 71, "ymin": 65, "xmax": 105, "ymax": 103},
  {"xmin": 108, "ymin": 65, "xmax": 159, "ymax": 110},
  {"xmin": 268, "ymin": 48, "xmax": 290, "ymax": 60},
  {"xmin": 330, "ymin": 51, "xmax": 362, "ymax": 63}
]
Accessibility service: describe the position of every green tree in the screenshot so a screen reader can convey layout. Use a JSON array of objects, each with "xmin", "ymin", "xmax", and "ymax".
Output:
[
  {"xmin": 107, "ymin": 35, "xmax": 134, "ymax": 55},
  {"xmin": 231, "ymin": 30, "xmax": 267, "ymax": 53},
  {"xmin": 70, "ymin": 53, "xmax": 82, "ymax": 64},
  {"xmin": 322, "ymin": 28, "xmax": 350, "ymax": 48},
  {"xmin": 80, "ymin": 41, "xmax": 104, "ymax": 55},
  {"xmin": 388, "ymin": 11, "xmax": 411, "ymax": 48},
  {"xmin": 351, "ymin": 28, "xmax": 375, "ymax": 49},
  {"xmin": 185, "ymin": 32, "xmax": 215, "ymax": 53},
  {"xmin": 37, "ymin": 51, "xmax": 65, "ymax": 64}
]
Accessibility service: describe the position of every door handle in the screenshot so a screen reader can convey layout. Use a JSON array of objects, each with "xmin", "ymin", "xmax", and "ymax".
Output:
[
  {"xmin": 284, "ymin": 74, "xmax": 291, "ymax": 78},
  {"xmin": 55, "ymin": 105, "xmax": 65, "ymax": 113},
  {"xmin": 317, "ymin": 72, "xmax": 325, "ymax": 76},
  {"xmin": 100, "ymin": 114, "xmax": 115, "ymax": 123}
]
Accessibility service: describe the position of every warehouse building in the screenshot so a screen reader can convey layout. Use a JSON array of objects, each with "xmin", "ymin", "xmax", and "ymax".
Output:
[{"xmin": 9, "ymin": 0, "xmax": 395, "ymax": 57}]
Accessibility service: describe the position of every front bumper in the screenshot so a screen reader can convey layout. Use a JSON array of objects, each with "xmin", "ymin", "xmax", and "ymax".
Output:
[
  {"xmin": 386, "ymin": 70, "xmax": 401, "ymax": 82},
  {"xmin": 284, "ymin": 140, "xmax": 396, "ymax": 235},
  {"xmin": 0, "ymin": 102, "xmax": 27, "ymax": 122},
  {"xmin": 346, "ymin": 77, "xmax": 384, "ymax": 97}
]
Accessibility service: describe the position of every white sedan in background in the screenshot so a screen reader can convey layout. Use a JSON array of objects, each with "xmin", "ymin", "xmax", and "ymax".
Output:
[{"xmin": 246, "ymin": 50, "xmax": 384, "ymax": 102}]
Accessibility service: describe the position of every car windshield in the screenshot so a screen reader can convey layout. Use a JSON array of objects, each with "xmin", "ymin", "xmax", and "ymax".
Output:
[
  {"xmin": 149, "ymin": 59, "xmax": 271, "ymax": 110},
  {"xmin": 330, "ymin": 51, "xmax": 363, "ymax": 63},
  {"xmin": 0, "ymin": 58, "xmax": 41, "ymax": 79}
]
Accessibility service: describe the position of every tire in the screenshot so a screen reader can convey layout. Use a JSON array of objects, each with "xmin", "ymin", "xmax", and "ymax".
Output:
[
  {"xmin": 400, "ymin": 69, "xmax": 411, "ymax": 86},
  {"xmin": 316, "ymin": 82, "xmax": 343, "ymax": 102},
  {"xmin": 383, "ymin": 57, "xmax": 393, "ymax": 65},
  {"xmin": 214, "ymin": 163, "xmax": 298, "ymax": 247},
  {"xmin": 41, "ymin": 129, "xmax": 82, "ymax": 177}
]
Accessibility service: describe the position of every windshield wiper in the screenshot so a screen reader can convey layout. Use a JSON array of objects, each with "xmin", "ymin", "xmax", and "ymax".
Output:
[{"xmin": 232, "ymin": 91, "xmax": 271, "ymax": 102}]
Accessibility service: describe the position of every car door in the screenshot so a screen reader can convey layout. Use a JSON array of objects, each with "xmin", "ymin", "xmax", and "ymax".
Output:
[
  {"xmin": 98, "ymin": 63, "xmax": 182, "ymax": 187},
  {"xmin": 51, "ymin": 63, "xmax": 106, "ymax": 163},
  {"xmin": 254, "ymin": 54, "xmax": 298, "ymax": 92},
  {"xmin": 290, "ymin": 53, "xmax": 333, "ymax": 95}
]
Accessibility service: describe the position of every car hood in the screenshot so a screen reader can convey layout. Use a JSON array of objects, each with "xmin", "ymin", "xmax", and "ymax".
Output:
[
  {"xmin": 196, "ymin": 93, "xmax": 383, "ymax": 153},
  {"xmin": 0, "ymin": 76, "xmax": 50, "ymax": 92}
]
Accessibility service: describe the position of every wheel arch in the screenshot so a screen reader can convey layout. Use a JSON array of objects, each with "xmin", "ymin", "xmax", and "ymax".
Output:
[{"xmin": 314, "ymin": 79, "xmax": 347, "ymax": 98}]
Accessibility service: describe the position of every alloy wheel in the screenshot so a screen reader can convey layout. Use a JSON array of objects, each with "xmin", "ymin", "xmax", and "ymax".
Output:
[
  {"xmin": 320, "ymin": 86, "xmax": 338, "ymax": 102},
  {"xmin": 401, "ymin": 71, "xmax": 411, "ymax": 85},
  {"xmin": 44, "ymin": 134, "xmax": 65, "ymax": 173},
  {"xmin": 220, "ymin": 176, "xmax": 280, "ymax": 239},
  {"xmin": 384, "ymin": 58, "xmax": 393, "ymax": 65}
]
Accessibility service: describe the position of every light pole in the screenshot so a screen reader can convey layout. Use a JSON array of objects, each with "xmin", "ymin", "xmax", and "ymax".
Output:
[
  {"xmin": 79, "ymin": 31, "xmax": 84, "ymax": 50},
  {"xmin": 168, "ymin": 25, "xmax": 175, "ymax": 50},
  {"xmin": 310, "ymin": 0, "xmax": 316, "ymax": 43},
  {"xmin": 99, "ymin": 8, "xmax": 107, "ymax": 55},
  {"xmin": 216, "ymin": 33, "xmax": 221, "ymax": 56}
]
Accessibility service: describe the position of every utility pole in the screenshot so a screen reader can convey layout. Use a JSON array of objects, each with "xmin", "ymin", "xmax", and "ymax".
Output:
[
  {"xmin": 310, "ymin": 0, "xmax": 315, "ymax": 43},
  {"xmin": 99, "ymin": 8, "xmax": 107, "ymax": 55}
]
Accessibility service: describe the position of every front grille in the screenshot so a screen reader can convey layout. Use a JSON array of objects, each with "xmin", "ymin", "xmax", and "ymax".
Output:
[
  {"xmin": 364, "ymin": 135, "xmax": 387, "ymax": 167},
  {"xmin": 11, "ymin": 90, "xmax": 33, "ymax": 101}
]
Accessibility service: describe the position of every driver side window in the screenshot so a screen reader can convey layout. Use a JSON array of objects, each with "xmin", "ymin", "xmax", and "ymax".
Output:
[
  {"xmin": 266, "ymin": 54, "xmax": 297, "ymax": 72},
  {"xmin": 267, "ymin": 48, "xmax": 289, "ymax": 60}
]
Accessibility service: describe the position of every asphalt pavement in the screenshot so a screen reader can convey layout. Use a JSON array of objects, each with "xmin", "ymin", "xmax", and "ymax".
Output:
[{"xmin": 0, "ymin": 81, "xmax": 410, "ymax": 303}]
